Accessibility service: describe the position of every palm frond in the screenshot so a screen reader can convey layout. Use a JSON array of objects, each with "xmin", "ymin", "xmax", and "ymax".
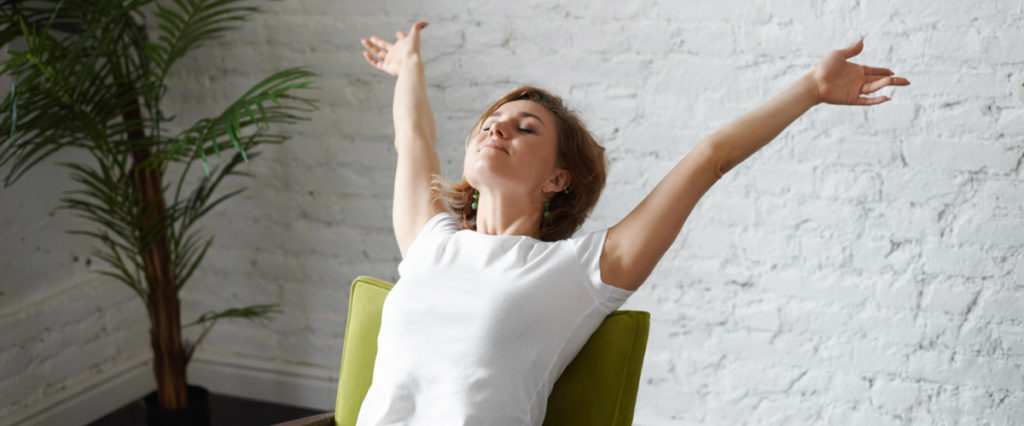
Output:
[
  {"xmin": 1, "ymin": 1, "xmax": 161, "ymax": 186},
  {"xmin": 146, "ymin": 0, "xmax": 258, "ymax": 82},
  {"xmin": 167, "ymin": 148, "xmax": 254, "ymax": 290},
  {"xmin": 70, "ymin": 230, "xmax": 148, "ymax": 307},
  {"xmin": 160, "ymin": 67, "xmax": 317, "ymax": 174},
  {"xmin": 184, "ymin": 303, "xmax": 281, "ymax": 329},
  {"xmin": 93, "ymin": 244, "xmax": 147, "ymax": 300},
  {"xmin": 172, "ymin": 231, "xmax": 213, "ymax": 290},
  {"xmin": 0, "ymin": 0, "xmax": 128, "ymax": 43},
  {"xmin": 59, "ymin": 160, "xmax": 135, "ymax": 233},
  {"xmin": 180, "ymin": 302, "xmax": 280, "ymax": 365}
]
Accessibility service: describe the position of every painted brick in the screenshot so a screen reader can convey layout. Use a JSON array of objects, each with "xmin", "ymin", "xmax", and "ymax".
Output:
[
  {"xmin": 922, "ymin": 245, "xmax": 1002, "ymax": 278},
  {"xmin": 869, "ymin": 378, "xmax": 920, "ymax": 416},
  {"xmin": 903, "ymin": 137, "xmax": 1019, "ymax": 173}
]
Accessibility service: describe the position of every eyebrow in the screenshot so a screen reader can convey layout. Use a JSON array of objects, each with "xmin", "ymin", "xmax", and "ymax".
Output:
[{"xmin": 487, "ymin": 111, "xmax": 546, "ymax": 127}]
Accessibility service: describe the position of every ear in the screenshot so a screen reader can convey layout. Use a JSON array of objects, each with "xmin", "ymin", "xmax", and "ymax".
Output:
[{"xmin": 542, "ymin": 168, "xmax": 571, "ymax": 194}]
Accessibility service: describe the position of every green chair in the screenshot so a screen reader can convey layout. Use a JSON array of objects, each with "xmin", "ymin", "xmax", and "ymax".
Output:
[{"xmin": 275, "ymin": 276, "xmax": 649, "ymax": 426}]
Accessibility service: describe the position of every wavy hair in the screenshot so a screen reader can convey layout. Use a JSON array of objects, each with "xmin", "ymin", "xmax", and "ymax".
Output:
[{"xmin": 431, "ymin": 86, "xmax": 608, "ymax": 241}]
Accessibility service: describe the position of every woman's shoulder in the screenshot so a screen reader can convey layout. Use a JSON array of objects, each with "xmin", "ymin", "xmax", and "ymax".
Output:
[
  {"xmin": 422, "ymin": 210, "xmax": 463, "ymax": 236},
  {"xmin": 404, "ymin": 211, "xmax": 461, "ymax": 255},
  {"xmin": 565, "ymin": 225, "xmax": 607, "ymax": 248}
]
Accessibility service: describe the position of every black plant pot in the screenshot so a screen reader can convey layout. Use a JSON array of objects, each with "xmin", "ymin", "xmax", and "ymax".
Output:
[{"xmin": 144, "ymin": 385, "xmax": 211, "ymax": 426}]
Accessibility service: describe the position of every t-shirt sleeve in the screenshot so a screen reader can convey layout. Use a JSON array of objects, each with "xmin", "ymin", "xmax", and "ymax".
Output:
[
  {"xmin": 569, "ymin": 228, "xmax": 636, "ymax": 311},
  {"xmin": 397, "ymin": 211, "xmax": 460, "ymax": 277}
]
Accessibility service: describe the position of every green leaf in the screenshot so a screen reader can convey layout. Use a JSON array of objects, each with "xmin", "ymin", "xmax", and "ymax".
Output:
[
  {"xmin": 255, "ymin": 102, "xmax": 268, "ymax": 128},
  {"xmin": 183, "ymin": 304, "xmax": 282, "ymax": 328},
  {"xmin": 243, "ymin": 103, "xmax": 256, "ymax": 126},
  {"xmin": 9, "ymin": 81, "xmax": 16, "ymax": 137},
  {"xmin": 149, "ymin": 0, "xmax": 259, "ymax": 81},
  {"xmin": 46, "ymin": 0, "xmax": 66, "ymax": 33},
  {"xmin": 209, "ymin": 123, "xmax": 222, "ymax": 159},
  {"xmin": 229, "ymin": 106, "xmax": 247, "ymax": 162},
  {"xmin": 175, "ymin": 234, "xmax": 212, "ymax": 289},
  {"xmin": 198, "ymin": 138, "xmax": 210, "ymax": 176}
]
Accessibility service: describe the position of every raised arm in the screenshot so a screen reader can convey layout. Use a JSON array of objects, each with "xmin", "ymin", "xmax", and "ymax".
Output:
[
  {"xmin": 361, "ymin": 21, "xmax": 445, "ymax": 258},
  {"xmin": 601, "ymin": 40, "xmax": 910, "ymax": 290}
]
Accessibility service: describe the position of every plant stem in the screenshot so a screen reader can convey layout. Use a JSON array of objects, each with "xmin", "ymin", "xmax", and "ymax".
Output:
[{"xmin": 123, "ymin": 81, "xmax": 188, "ymax": 410}]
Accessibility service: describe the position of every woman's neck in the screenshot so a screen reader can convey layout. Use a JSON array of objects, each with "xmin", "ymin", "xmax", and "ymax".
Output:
[{"xmin": 473, "ymin": 190, "xmax": 544, "ymax": 239}]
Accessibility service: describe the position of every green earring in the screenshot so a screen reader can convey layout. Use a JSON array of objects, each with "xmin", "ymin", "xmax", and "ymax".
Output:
[
  {"xmin": 543, "ymin": 201, "xmax": 550, "ymax": 218},
  {"xmin": 471, "ymin": 192, "xmax": 478, "ymax": 210}
]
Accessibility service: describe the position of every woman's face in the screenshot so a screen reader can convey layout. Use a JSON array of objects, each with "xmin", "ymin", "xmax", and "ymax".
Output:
[{"xmin": 464, "ymin": 100, "xmax": 568, "ymax": 197}]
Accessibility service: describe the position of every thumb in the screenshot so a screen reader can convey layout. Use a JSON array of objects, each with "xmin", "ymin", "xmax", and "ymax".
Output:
[
  {"xmin": 836, "ymin": 38, "xmax": 864, "ymax": 59},
  {"xmin": 410, "ymin": 21, "xmax": 429, "ymax": 37}
]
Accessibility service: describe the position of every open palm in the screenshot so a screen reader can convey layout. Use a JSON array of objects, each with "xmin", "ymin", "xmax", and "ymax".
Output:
[
  {"xmin": 813, "ymin": 40, "xmax": 910, "ymax": 106},
  {"xmin": 360, "ymin": 21, "xmax": 428, "ymax": 76}
]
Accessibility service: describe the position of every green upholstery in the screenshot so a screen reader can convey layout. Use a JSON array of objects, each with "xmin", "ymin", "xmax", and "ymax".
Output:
[{"xmin": 334, "ymin": 276, "xmax": 650, "ymax": 426}]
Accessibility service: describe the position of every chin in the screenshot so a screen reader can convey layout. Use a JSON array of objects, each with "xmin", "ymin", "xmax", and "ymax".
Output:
[{"xmin": 464, "ymin": 160, "xmax": 520, "ymax": 191}]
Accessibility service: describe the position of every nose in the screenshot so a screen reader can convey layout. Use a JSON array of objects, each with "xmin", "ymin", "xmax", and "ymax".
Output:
[{"xmin": 487, "ymin": 120, "xmax": 506, "ymax": 139}]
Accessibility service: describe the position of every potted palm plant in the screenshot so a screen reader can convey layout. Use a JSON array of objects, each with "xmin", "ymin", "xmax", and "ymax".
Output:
[{"xmin": 1, "ymin": 0, "xmax": 318, "ymax": 424}]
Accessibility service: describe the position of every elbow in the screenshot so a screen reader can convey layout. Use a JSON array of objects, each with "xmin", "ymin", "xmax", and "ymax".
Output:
[
  {"xmin": 695, "ymin": 141, "xmax": 733, "ymax": 180},
  {"xmin": 714, "ymin": 158, "xmax": 736, "ymax": 179}
]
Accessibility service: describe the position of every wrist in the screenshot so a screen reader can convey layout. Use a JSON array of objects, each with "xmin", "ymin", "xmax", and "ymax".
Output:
[
  {"xmin": 404, "ymin": 53, "xmax": 423, "ymax": 68},
  {"xmin": 798, "ymin": 71, "xmax": 822, "ymax": 106},
  {"xmin": 397, "ymin": 54, "xmax": 423, "ymax": 75}
]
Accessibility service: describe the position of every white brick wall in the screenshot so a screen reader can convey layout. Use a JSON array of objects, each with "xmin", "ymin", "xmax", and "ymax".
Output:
[{"xmin": 2, "ymin": 0, "xmax": 1022, "ymax": 423}]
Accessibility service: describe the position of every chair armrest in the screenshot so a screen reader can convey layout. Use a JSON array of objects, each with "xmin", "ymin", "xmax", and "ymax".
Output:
[{"xmin": 270, "ymin": 411, "xmax": 334, "ymax": 426}]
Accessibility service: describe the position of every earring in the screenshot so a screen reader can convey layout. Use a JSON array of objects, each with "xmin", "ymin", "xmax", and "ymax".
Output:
[
  {"xmin": 543, "ymin": 201, "xmax": 550, "ymax": 218},
  {"xmin": 471, "ymin": 192, "xmax": 478, "ymax": 210}
]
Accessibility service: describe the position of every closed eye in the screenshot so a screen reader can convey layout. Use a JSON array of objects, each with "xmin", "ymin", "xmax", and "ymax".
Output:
[{"xmin": 480, "ymin": 126, "xmax": 535, "ymax": 134}]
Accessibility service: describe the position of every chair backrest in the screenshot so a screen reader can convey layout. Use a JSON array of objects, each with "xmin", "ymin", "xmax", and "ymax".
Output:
[{"xmin": 334, "ymin": 276, "xmax": 650, "ymax": 426}]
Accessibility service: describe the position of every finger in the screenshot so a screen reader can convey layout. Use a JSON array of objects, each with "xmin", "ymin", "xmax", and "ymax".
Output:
[
  {"xmin": 362, "ymin": 51, "xmax": 381, "ymax": 68},
  {"xmin": 862, "ymin": 76, "xmax": 911, "ymax": 93},
  {"xmin": 861, "ymin": 76, "xmax": 894, "ymax": 94},
  {"xmin": 368, "ymin": 36, "xmax": 392, "ymax": 50},
  {"xmin": 865, "ymin": 75, "xmax": 909, "ymax": 84},
  {"xmin": 410, "ymin": 21, "xmax": 428, "ymax": 35},
  {"xmin": 856, "ymin": 95, "xmax": 889, "ymax": 106},
  {"xmin": 361, "ymin": 38, "xmax": 384, "ymax": 56},
  {"xmin": 396, "ymin": 30, "xmax": 407, "ymax": 40},
  {"xmin": 836, "ymin": 39, "xmax": 864, "ymax": 59},
  {"xmin": 864, "ymin": 66, "xmax": 897, "ymax": 76}
]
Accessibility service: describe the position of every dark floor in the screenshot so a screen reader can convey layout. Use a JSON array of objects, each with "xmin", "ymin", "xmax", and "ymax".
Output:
[{"xmin": 88, "ymin": 392, "xmax": 323, "ymax": 426}]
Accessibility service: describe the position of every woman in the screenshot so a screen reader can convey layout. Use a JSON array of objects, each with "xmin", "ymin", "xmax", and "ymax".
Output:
[{"xmin": 355, "ymin": 21, "xmax": 909, "ymax": 425}]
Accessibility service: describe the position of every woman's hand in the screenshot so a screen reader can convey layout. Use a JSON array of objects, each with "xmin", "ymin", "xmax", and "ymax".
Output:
[
  {"xmin": 360, "ymin": 21, "xmax": 429, "ymax": 76},
  {"xmin": 812, "ymin": 39, "xmax": 910, "ymax": 106}
]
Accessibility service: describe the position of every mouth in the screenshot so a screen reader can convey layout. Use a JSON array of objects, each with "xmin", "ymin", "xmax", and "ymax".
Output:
[{"xmin": 481, "ymin": 141, "xmax": 509, "ymax": 154}]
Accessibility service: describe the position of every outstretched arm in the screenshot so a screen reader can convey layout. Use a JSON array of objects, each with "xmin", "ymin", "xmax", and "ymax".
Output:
[
  {"xmin": 601, "ymin": 40, "xmax": 910, "ymax": 291},
  {"xmin": 361, "ymin": 21, "xmax": 445, "ymax": 258}
]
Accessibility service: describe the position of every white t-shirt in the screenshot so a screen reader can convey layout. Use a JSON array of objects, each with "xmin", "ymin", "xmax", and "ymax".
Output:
[{"xmin": 355, "ymin": 211, "xmax": 636, "ymax": 426}]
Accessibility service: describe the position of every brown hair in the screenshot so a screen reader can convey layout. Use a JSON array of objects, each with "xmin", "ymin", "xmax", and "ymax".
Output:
[{"xmin": 431, "ymin": 86, "xmax": 608, "ymax": 241}]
